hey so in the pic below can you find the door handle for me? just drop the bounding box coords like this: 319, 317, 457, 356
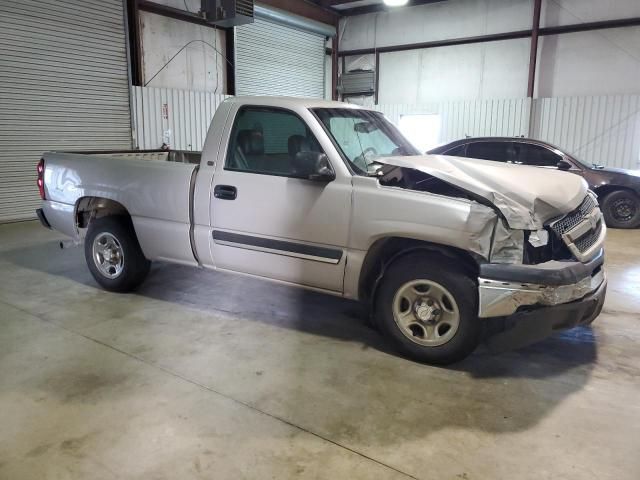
214, 184, 237, 200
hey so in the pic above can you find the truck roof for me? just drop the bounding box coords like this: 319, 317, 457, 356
224, 96, 366, 110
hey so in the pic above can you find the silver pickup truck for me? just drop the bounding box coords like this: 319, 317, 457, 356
36, 96, 607, 364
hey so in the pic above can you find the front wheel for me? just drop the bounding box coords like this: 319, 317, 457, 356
84, 216, 151, 292
600, 190, 640, 229
375, 252, 481, 365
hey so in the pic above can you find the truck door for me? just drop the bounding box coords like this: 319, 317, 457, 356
209, 105, 352, 294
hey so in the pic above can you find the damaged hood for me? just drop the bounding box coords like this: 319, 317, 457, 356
378, 154, 588, 230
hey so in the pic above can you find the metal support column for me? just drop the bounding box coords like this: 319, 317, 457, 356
527, 0, 542, 137
527, 0, 542, 98
332, 34, 339, 100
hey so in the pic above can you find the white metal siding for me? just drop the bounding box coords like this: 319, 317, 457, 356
377, 98, 531, 143
235, 18, 325, 98
0, 0, 132, 222
131, 86, 230, 150
531, 95, 640, 170
375, 96, 640, 169
130, 90, 640, 170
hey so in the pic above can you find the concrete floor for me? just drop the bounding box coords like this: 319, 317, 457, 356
0, 221, 639, 480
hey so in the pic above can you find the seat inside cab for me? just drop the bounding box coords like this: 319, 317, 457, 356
226, 108, 323, 176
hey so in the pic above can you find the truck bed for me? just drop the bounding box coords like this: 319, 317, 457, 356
41, 149, 201, 265
62, 149, 202, 165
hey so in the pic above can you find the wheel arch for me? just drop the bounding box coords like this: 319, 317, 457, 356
358, 236, 481, 305
593, 184, 638, 200
75, 196, 132, 231
74, 196, 143, 243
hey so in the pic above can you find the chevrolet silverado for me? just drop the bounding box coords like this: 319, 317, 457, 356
36, 97, 607, 364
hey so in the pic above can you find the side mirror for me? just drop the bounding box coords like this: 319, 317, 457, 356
557, 159, 572, 171
294, 152, 336, 182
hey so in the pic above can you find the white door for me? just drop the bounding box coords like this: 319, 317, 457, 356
210, 105, 351, 293
235, 18, 325, 98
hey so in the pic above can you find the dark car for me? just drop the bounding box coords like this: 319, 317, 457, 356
428, 137, 640, 228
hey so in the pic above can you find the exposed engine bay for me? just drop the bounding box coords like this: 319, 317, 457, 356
374, 162, 593, 266
377, 163, 476, 201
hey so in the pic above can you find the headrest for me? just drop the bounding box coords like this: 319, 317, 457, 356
237, 130, 264, 155
288, 135, 310, 158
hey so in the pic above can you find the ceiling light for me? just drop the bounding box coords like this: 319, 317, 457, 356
383, 0, 409, 6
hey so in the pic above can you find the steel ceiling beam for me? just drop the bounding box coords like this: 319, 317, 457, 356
259, 0, 339, 26
339, 0, 446, 16
317, 0, 355, 5
338, 16, 640, 56
339, 30, 532, 56
137, 0, 225, 29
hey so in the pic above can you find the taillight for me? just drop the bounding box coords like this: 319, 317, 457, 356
37, 158, 45, 200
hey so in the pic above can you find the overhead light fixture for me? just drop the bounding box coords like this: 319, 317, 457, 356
383, 0, 409, 6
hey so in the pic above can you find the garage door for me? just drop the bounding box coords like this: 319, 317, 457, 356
0, 0, 132, 223
235, 18, 325, 98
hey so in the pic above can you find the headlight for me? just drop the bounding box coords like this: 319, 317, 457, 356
528, 229, 549, 247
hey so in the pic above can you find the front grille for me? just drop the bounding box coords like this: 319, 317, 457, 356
549, 193, 604, 260
551, 194, 598, 236
574, 219, 603, 252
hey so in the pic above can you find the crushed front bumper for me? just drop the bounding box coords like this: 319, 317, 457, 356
477, 249, 606, 352
484, 278, 606, 353
478, 249, 605, 318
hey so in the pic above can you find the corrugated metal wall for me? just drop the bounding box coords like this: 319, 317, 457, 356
531, 95, 640, 170
378, 98, 531, 142
131, 89, 640, 170
131, 86, 229, 150
375, 96, 640, 169
0, 0, 132, 223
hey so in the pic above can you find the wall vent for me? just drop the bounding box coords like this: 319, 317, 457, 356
201, 0, 254, 27
340, 70, 375, 97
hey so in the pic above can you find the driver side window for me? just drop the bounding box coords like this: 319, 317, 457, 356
225, 106, 325, 177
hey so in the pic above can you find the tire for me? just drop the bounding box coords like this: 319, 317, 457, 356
600, 190, 640, 229
84, 215, 151, 292
375, 252, 481, 365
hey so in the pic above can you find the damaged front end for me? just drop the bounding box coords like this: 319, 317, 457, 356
477, 190, 607, 335
375, 157, 607, 351
375, 161, 561, 266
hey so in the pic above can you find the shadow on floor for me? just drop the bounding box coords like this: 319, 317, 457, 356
2, 238, 599, 441
2, 239, 598, 375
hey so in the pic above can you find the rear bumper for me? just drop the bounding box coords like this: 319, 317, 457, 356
40, 200, 77, 238
35, 208, 51, 229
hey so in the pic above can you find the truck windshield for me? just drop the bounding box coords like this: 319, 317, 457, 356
313, 108, 419, 175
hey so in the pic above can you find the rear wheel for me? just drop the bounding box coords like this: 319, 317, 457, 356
375, 252, 481, 365
84, 216, 150, 292
601, 190, 640, 229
